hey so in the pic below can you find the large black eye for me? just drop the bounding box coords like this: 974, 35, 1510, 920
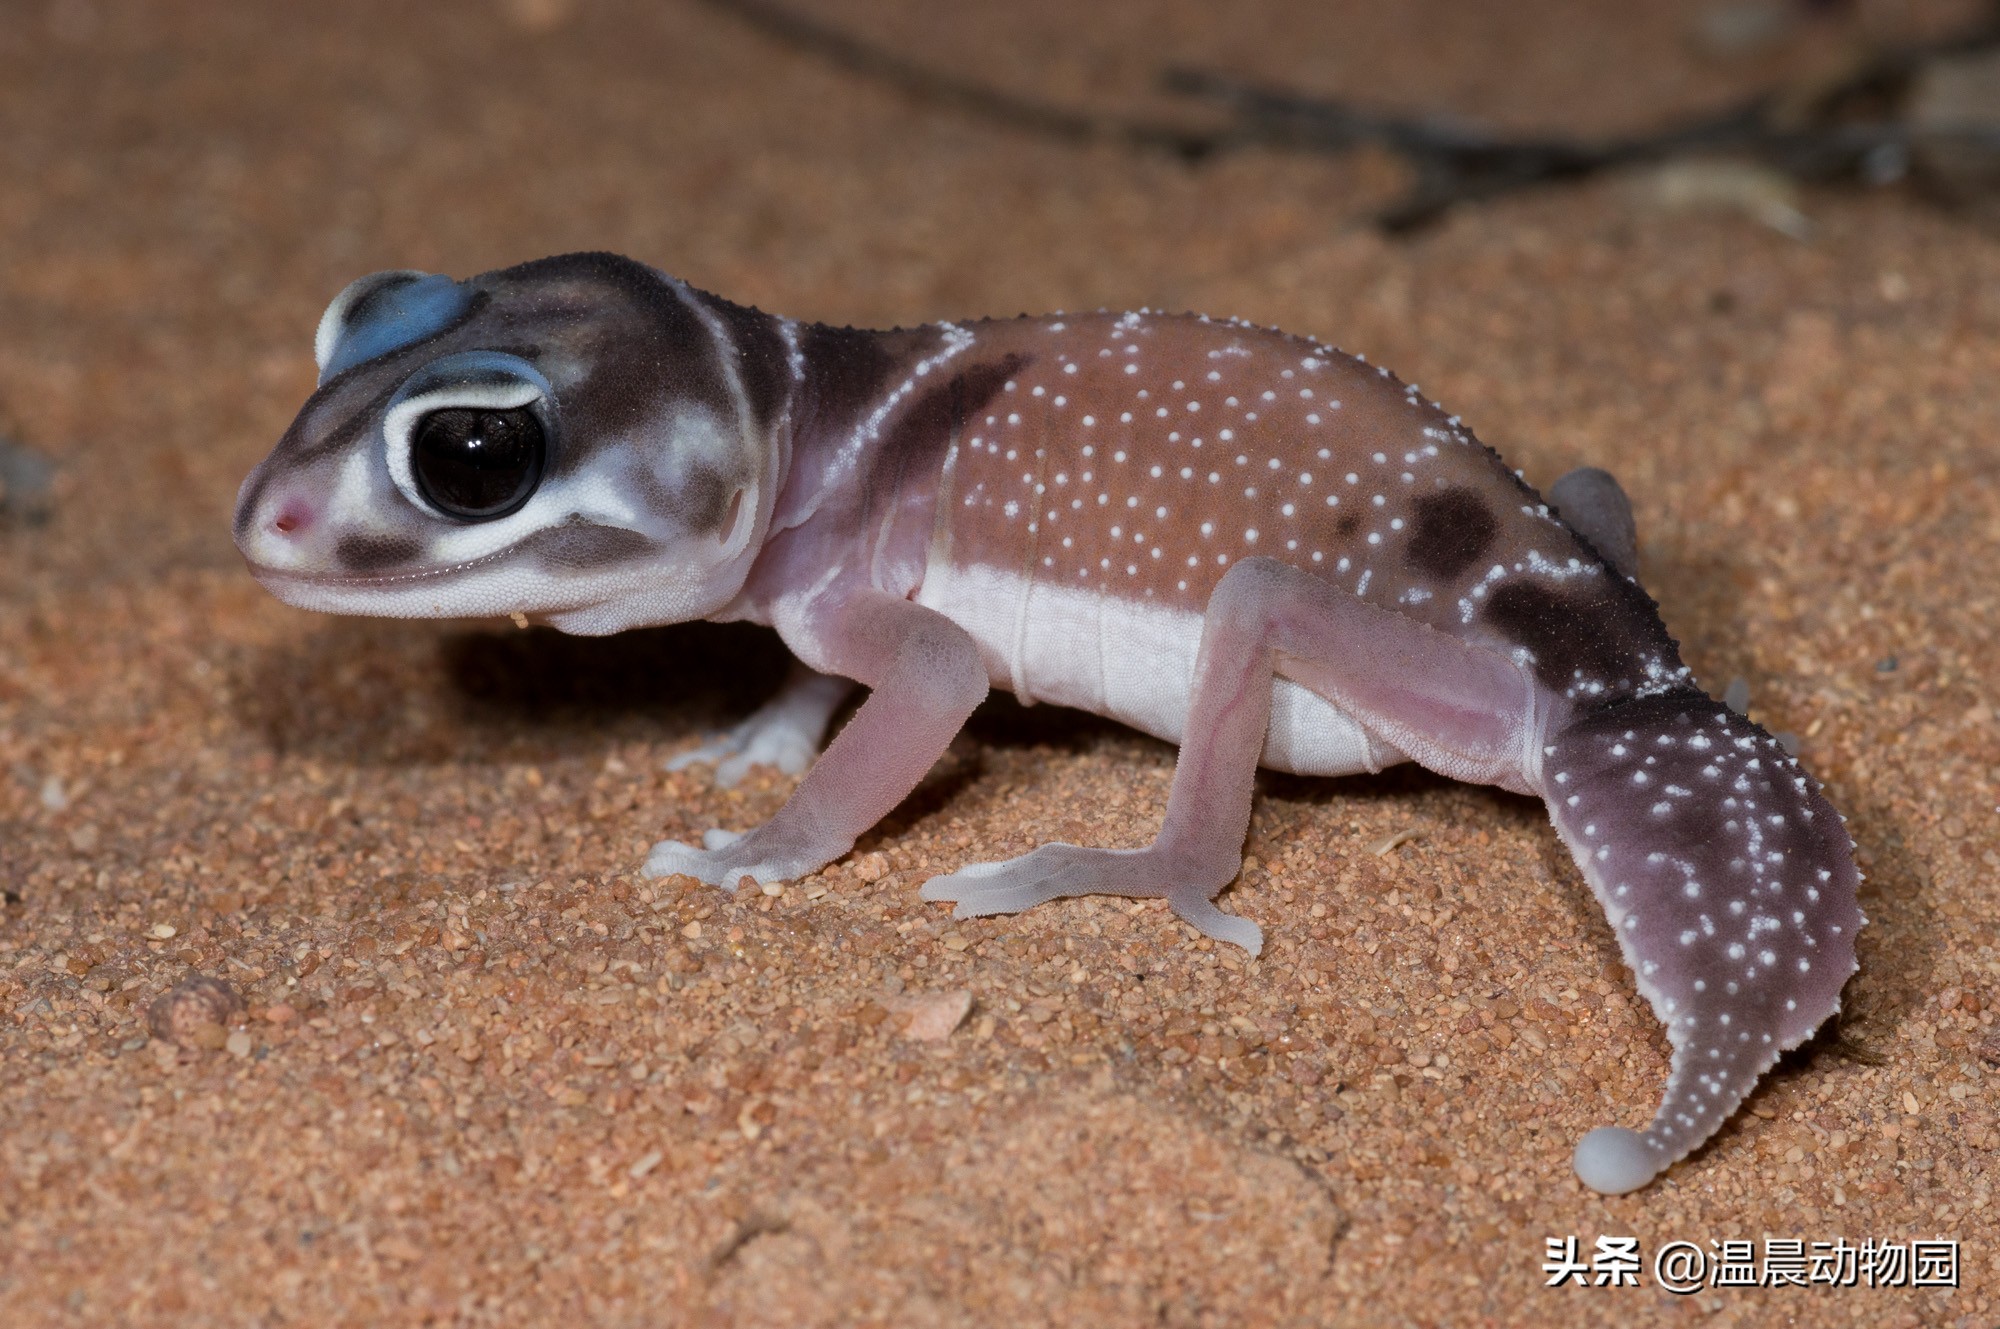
411, 406, 546, 520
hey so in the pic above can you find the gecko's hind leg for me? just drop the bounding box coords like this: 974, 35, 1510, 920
921, 557, 1539, 955
1549, 466, 1639, 579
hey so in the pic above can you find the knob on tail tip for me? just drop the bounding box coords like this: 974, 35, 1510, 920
1573, 1126, 1659, 1195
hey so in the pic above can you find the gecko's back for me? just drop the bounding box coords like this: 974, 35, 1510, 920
792, 308, 1685, 778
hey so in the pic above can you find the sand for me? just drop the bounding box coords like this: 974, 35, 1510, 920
1, 0, 1995, 1324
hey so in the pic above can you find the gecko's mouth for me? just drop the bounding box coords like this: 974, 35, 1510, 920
239, 519, 672, 625
241, 544, 516, 592
238, 544, 568, 624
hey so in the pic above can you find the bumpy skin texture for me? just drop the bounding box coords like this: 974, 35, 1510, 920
235, 252, 1862, 1193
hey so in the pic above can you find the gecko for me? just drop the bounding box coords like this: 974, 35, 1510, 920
234, 252, 1863, 1194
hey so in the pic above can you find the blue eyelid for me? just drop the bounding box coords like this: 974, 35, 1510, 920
318, 274, 475, 384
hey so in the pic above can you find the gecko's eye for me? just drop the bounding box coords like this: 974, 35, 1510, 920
411, 406, 546, 520
382, 350, 558, 524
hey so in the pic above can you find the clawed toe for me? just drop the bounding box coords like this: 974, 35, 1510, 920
919, 843, 1104, 917
928, 878, 1073, 918
642, 838, 719, 883
1169, 895, 1264, 956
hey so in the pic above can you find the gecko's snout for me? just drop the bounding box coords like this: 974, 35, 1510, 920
233, 474, 331, 577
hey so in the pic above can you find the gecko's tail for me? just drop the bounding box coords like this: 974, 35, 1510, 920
1540, 689, 1862, 1193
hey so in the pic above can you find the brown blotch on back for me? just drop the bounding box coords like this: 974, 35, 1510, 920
1406, 487, 1497, 580
1482, 578, 1675, 701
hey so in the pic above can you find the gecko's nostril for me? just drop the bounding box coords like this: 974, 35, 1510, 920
270, 500, 312, 536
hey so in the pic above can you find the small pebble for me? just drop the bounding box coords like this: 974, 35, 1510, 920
853, 852, 889, 882
149, 923, 177, 940
225, 1030, 253, 1058
898, 989, 973, 1042
146, 975, 245, 1048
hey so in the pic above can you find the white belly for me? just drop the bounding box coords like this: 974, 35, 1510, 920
914, 562, 1404, 777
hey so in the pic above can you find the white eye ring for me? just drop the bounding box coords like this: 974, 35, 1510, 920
381, 352, 555, 519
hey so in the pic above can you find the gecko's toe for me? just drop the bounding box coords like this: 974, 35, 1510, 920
643, 838, 712, 882
1573, 1126, 1659, 1195
920, 863, 1083, 917
922, 844, 1263, 953
1168, 895, 1264, 956
664, 737, 732, 774
642, 836, 752, 890
667, 728, 816, 788
920, 843, 1141, 918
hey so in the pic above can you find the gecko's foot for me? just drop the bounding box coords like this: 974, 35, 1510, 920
643, 827, 815, 891
664, 668, 851, 789
665, 723, 816, 789
919, 843, 1264, 955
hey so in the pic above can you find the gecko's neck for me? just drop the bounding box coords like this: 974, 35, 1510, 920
767, 321, 955, 527
724, 318, 989, 614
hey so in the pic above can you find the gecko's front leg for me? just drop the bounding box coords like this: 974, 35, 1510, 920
922, 558, 1539, 955
644, 592, 988, 890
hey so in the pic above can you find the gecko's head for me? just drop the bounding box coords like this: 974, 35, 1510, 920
235, 252, 780, 635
